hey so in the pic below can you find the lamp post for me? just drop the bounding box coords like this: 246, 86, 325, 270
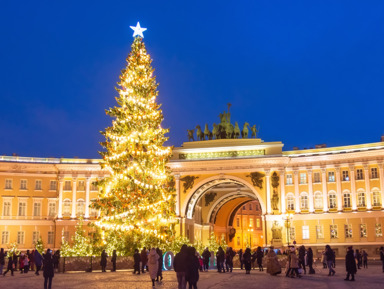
283, 213, 293, 246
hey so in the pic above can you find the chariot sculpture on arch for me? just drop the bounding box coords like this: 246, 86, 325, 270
188, 103, 259, 141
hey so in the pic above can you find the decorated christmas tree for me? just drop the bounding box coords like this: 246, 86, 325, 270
93, 22, 175, 249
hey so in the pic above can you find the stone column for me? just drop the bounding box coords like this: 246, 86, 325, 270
350, 165, 357, 210
321, 168, 328, 212
280, 170, 286, 214
84, 177, 91, 219
265, 170, 272, 214
71, 177, 77, 219
175, 174, 181, 217
379, 163, 384, 209
364, 165, 372, 209
308, 169, 314, 212
57, 177, 64, 219
335, 167, 342, 211
294, 171, 300, 213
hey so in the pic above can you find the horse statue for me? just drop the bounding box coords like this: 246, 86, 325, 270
242, 122, 250, 138
234, 122, 241, 139
187, 129, 195, 141
204, 124, 213, 140
225, 122, 234, 139
250, 125, 258, 138
212, 123, 220, 139
195, 125, 205, 141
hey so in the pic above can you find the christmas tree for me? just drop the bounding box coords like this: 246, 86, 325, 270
93, 23, 175, 248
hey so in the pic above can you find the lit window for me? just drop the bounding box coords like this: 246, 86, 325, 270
249, 218, 253, 227
342, 170, 349, 181
330, 225, 338, 239
289, 227, 295, 242
77, 199, 85, 216
356, 169, 364, 180
286, 174, 293, 185
17, 231, 25, 244
360, 224, 367, 238
357, 192, 366, 207
48, 202, 56, 217
344, 224, 352, 238
256, 218, 260, 228
3, 200, 11, 216
314, 193, 323, 209
5, 179, 12, 189
20, 180, 27, 190
300, 173, 307, 184
35, 180, 42, 190
48, 232, 55, 244
328, 172, 335, 182
287, 195, 295, 211
18, 201, 26, 216
63, 199, 71, 216
329, 193, 337, 209
32, 231, 40, 244
302, 226, 309, 240
372, 191, 381, 207
371, 168, 378, 179
33, 202, 41, 217
343, 193, 351, 208
64, 181, 71, 191
316, 225, 324, 239
300, 194, 308, 209
2, 231, 9, 244
376, 224, 382, 237
50, 180, 57, 191
313, 172, 321, 183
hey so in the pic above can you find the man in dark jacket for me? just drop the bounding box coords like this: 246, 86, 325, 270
43, 249, 54, 289
345, 246, 357, 281
325, 245, 335, 276
307, 247, 314, 274
3, 254, 14, 276
100, 250, 108, 272
34, 250, 43, 275
202, 248, 211, 272
156, 248, 163, 281
298, 245, 306, 274
238, 249, 244, 270
174, 244, 188, 289
133, 249, 141, 274
140, 247, 148, 273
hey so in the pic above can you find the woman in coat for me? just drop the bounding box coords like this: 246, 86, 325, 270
43, 249, 54, 289
111, 250, 117, 272
289, 247, 301, 278
147, 248, 159, 287
266, 247, 281, 276
186, 246, 200, 289
243, 248, 252, 274
345, 246, 357, 281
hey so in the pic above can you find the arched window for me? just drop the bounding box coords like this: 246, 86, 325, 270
300, 193, 308, 210
314, 192, 323, 210
357, 191, 366, 207
286, 194, 295, 211
372, 191, 381, 207
76, 199, 85, 216
329, 192, 337, 209
343, 192, 351, 208
63, 199, 71, 216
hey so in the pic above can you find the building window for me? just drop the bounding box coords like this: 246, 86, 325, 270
32, 231, 40, 244
249, 218, 253, 227
20, 180, 27, 190
289, 227, 295, 242
77, 199, 85, 216
314, 193, 323, 209
236, 217, 240, 227
300, 194, 308, 210
63, 231, 70, 242
345, 224, 352, 238
243, 205, 246, 210
3, 200, 11, 216
48, 202, 56, 217
91, 182, 98, 191
50, 180, 57, 191
48, 232, 55, 245
249, 204, 252, 210
35, 180, 42, 190
300, 173, 306, 184
237, 236, 240, 246
356, 169, 364, 180
376, 224, 383, 237
371, 168, 378, 179
256, 218, 260, 228
64, 181, 71, 191
78, 181, 85, 191
286, 174, 293, 185
302, 226, 309, 240
328, 172, 335, 182
17, 231, 25, 244
18, 201, 26, 216
313, 172, 321, 183
5, 179, 12, 189
342, 170, 349, 181
316, 225, 324, 239
287, 195, 295, 211
360, 224, 367, 238
357, 192, 366, 207
33, 202, 41, 217
2, 231, 9, 244
63, 199, 71, 216
330, 225, 338, 239
90, 199, 98, 217
372, 191, 381, 207
343, 193, 351, 208
329, 193, 337, 209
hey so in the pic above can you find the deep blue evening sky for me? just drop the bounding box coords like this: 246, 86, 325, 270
1, 1, 384, 158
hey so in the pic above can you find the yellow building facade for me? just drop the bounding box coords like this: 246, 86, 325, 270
1, 137, 384, 258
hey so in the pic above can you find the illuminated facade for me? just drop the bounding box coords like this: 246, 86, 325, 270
1, 137, 384, 257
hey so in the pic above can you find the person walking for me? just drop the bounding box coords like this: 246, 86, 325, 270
0, 248, 5, 275
325, 245, 335, 276
243, 248, 252, 274
355, 249, 362, 270
34, 249, 43, 276
133, 249, 141, 274
53, 250, 60, 273
156, 248, 163, 282
321, 250, 327, 269
111, 250, 117, 272
256, 246, 264, 271
3, 254, 14, 276
344, 246, 357, 281
19, 253, 25, 273
307, 247, 314, 274
186, 247, 200, 289
141, 247, 148, 273
23, 253, 29, 273
216, 247, 225, 273
238, 249, 244, 270
43, 249, 54, 289
174, 244, 188, 289
266, 246, 281, 276
298, 245, 306, 274
380, 246, 384, 273
12, 252, 18, 272
225, 247, 235, 272
100, 250, 107, 272
202, 248, 210, 272
288, 247, 301, 278
362, 250, 368, 268
28, 249, 35, 271
148, 248, 159, 287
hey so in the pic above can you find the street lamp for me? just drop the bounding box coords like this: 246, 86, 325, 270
282, 213, 293, 246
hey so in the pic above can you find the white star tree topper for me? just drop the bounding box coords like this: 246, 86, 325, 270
130, 22, 147, 38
